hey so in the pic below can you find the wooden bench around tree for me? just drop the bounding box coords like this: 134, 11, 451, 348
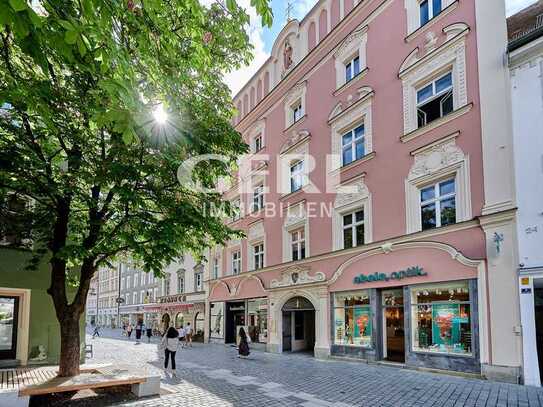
18, 372, 146, 396
0, 365, 160, 407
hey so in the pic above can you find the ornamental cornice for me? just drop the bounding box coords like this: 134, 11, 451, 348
270, 265, 326, 289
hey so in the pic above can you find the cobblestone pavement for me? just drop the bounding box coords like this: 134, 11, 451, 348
85, 330, 543, 407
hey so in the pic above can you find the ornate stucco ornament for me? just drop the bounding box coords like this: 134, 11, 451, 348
270, 265, 325, 288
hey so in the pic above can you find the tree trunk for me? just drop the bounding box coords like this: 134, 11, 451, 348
58, 315, 81, 377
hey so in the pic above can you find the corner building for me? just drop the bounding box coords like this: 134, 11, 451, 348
205, 0, 521, 383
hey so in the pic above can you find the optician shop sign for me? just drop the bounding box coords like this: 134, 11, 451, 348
353, 266, 427, 284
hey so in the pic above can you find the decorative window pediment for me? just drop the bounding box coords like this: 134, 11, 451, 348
282, 202, 310, 262
405, 133, 472, 233
280, 130, 311, 155
246, 120, 266, 154
400, 27, 469, 136
284, 82, 307, 129
332, 178, 373, 250
248, 221, 265, 242
334, 26, 368, 89
329, 89, 374, 172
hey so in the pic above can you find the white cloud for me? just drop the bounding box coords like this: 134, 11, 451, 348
224, 1, 270, 97
506, 0, 539, 16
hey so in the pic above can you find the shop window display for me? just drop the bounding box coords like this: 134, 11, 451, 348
334, 290, 372, 347
411, 281, 472, 355
210, 302, 224, 338
247, 298, 268, 343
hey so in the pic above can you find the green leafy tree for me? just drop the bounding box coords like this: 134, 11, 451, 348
0, 0, 272, 376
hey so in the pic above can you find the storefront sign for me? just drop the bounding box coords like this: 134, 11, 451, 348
353, 266, 427, 284
158, 294, 186, 304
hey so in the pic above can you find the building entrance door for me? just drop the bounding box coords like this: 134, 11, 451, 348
382, 289, 405, 363
535, 285, 543, 381
281, 297, 315, 353
0, 296, 19, 360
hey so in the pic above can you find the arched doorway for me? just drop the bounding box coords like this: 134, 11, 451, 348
193, 312, 205, 342
174, 312, 184, 329
281, 296, 315, 353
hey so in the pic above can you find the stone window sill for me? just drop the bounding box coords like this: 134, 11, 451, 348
400, 103, 473, 143
333, 68, 370, 97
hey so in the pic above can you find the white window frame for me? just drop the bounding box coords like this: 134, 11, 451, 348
329, 94, 373, 173
400, 25, 468, 135
405, 0, 455, 34
133, 292, 137, 305
282, 202, 309, 262
334, 26, 368, 89
212, 258, 220, 279
231, 250, 241, 275
133, 272, 138, 288
342, 209, 365, 249
290, 228, 306, 261
416, 71, 453, 128
341, 124, 365, 166
231, 197, 241, 221
253, 133, 263, 153
420, 178, 456, 230
419, 0, 442, 27
406, 135, 471, 233
345, 54, 361, 83
290, 160, 305, 193
178, 273, 185, 293
252, 242, 265, 270
195, 272, 203, 292
292, 100, 303, 124
284, 82, 307, 129
252, 184, 264, 212
332, 180, 373, 250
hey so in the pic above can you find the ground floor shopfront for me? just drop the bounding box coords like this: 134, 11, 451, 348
207, 226, 524, 381
145, 294, 206, 340
519, 269, 543, 387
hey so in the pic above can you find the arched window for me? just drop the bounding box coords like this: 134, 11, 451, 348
331, 0, 340, 28
319, 9, 328, 40
308, 22, 316, 50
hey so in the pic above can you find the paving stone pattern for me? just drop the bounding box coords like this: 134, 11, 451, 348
86, 330, 543, 407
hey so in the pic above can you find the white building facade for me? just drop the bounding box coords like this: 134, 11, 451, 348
508, 2, 543, 387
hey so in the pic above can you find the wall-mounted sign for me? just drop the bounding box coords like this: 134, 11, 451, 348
353, 266, 427, 284
158, 294, 186, 304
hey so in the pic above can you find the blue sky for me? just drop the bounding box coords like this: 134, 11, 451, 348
225, 0, 538, 95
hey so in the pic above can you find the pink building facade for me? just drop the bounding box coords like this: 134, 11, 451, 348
206, 0, 521, 382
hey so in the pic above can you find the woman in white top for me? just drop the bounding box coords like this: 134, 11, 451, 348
178, 326, 186, 348
161, 327, 179, 376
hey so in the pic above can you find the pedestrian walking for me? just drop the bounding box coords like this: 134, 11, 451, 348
146, 326, 153, 343
178, 325, 186, 348
161, 326, 179, 377
127, 323, 133, 339
185, 322, 193, 347
237, 327, 250, 359
135, 321, 142, 344
92, 325, 101, 339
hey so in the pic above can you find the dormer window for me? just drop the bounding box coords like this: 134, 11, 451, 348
419, 0, 442, 26
292, 101, 303, 123
416, 71, 453, 128
345, 55, 360, 83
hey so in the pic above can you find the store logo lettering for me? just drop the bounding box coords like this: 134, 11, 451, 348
353, 266, 427, 284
